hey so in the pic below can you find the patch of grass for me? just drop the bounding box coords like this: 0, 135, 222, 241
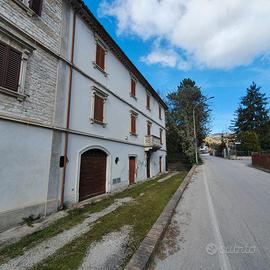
0, 173, 169, 265
0, 198, 115, 265
31, 171, 187, 270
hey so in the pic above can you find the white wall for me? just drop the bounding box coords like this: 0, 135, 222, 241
64, 134, 166, 204
71, 15, 166, 150
62, 8, 167, 206
0, 120, 52, 213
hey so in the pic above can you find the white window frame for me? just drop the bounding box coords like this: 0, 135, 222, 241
90, 86, 108, 127
11, 0, 37, 16
146, 91, 151, 111
130, 73, 137, 100
92, 34, 109, 77
0, 27, 35, 101
129, 109, 138, 136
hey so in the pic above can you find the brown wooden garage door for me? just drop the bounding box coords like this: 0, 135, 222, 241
79, 149, 107, 201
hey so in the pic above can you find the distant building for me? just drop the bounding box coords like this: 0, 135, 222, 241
0, 0, 167, 231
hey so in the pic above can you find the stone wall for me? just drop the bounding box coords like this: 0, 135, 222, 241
0, 0, 63, 125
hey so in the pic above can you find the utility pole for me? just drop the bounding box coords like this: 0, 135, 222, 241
193, 96, 214, 164
193, 105, 199, 164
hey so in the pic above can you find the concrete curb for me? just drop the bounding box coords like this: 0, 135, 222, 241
251, 165, 270, 174
125, 165, 197, 270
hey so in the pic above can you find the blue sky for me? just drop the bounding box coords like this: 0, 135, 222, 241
85, 0, 270, 134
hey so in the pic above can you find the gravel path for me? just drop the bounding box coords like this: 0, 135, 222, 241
0, 197, 133, 270
157, 172, 178, 183
0, 211, 68, 247
79, 226, 132, 270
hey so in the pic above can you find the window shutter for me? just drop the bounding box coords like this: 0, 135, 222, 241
131, 114, 136, 134
94, 95, 104, 122
4, 47, 22, 92
96, 44, 105, 70
29, 0, 43, 16
131, 79, 136, 96
146, 94, 150, 109
0, 42, 7, 87
147, 122, 151, 135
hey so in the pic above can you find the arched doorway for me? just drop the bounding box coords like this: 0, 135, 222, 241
79, 148, 107, 201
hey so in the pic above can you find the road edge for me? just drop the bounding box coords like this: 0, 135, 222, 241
125, 165, 197, 270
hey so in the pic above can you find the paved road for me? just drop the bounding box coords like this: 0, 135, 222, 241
152, 155, 270, 270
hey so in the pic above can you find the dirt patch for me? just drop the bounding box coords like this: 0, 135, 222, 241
156, 219, 181, 261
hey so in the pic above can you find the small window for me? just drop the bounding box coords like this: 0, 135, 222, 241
159, 106, 162, 120
159, 156, 162, 173
147, 121, 152, 136
93, 94, 104, 123
29, 0, 43, 16
130, 111, 137, 135
130, 78, 136, 97
0, 41, 22, 92
96, 43, 105, 70
160, 129, 163, 144
146, 94, 151, 110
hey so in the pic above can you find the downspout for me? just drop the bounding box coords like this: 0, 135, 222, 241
60, 10, 77, 209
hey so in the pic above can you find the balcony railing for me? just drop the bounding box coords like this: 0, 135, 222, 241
144, 135, 161, 151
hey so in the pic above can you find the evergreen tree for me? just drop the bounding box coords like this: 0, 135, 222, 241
166, 78, 211, 164
232, 82, 269, 135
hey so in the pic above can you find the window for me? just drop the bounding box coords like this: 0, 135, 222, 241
146, 94, 151, 110
94, 94, 104, 123
13, 0, 43, 16
130, 78, 136, 98
147, 121, 152, 136
91, 87, 108, 126
159, 106, 162, 120
29, 0, 43, 16
130, 111, 137, 135
160, 129, 163, 144
96, 43, 105, 70
0, 41, 22, 92
159, 156, 162, 173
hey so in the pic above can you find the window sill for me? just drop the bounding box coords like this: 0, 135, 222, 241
130, 93, 137, 100
0, 86, 26, 101
90, 118, 107, 127
11, 0, 36, 17
130, 132, 138, 137
92, 62, 108, 77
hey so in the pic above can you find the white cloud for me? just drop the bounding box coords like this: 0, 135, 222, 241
140, 42, 190, 70
99, 0, 270, 69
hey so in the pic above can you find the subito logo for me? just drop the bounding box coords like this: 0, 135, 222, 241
206, 242, 218, 255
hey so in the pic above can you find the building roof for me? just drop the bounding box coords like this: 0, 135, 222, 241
67, 0, 168, 109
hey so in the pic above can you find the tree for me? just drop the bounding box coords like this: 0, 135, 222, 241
260, 121, 270, 150
237, 131, 261, 152
232, 82, 269, 135
166, 78, 211, 164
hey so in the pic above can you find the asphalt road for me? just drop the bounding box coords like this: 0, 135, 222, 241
152, 155, 270, 270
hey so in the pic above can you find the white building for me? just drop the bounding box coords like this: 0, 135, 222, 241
0, 0, 65, 231
0, 0, 167, 231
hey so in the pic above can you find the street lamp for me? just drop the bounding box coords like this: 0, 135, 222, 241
193, 96, 214, 164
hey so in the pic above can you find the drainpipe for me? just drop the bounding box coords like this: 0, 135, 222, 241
60, 10, 77, 209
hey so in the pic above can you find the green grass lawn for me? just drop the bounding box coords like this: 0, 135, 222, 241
0, 171, 187, 269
